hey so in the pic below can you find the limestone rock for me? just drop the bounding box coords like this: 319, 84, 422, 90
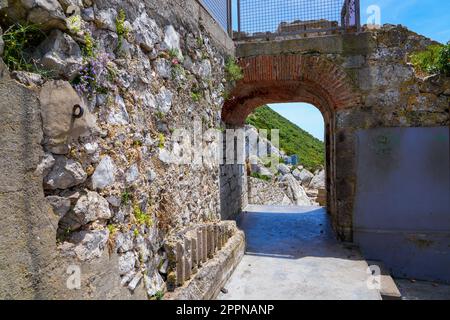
163, 25, 181, 58
293, 168, 314, 186
154, 58, 171, 79
44, 156, 87, 190
35, 152, 55, 177
309, 170, 325, 190
95, 8, 117, 31
115, 231, 134, 253
92, 156, 116, 189
73, 191, 112, 224
279, 174, 313, 206
34, 30, 82, 80
0, 0, 67, 30
144, 270, 165, 296
70, 229, 109, 261
155, 87, 173, 113
11, 71, 44, 87
46, 195, 71, 217
39, 81, 98, 154
118, 251, 136, 275
132, 12, 162, 52
192, 59, 211, 79
277, 163, 291, 175
125, 163, 139, 184
107, 95, 129, 125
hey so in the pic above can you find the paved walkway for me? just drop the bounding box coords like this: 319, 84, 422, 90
218, 205, 381, 300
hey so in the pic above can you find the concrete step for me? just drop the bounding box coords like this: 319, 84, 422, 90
366, 260, 402, 300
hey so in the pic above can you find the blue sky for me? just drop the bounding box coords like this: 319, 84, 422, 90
257, 0, 450, 141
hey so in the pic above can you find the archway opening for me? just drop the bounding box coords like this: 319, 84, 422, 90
244, 102, 327, 208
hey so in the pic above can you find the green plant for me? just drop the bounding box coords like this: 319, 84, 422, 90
438, 42, 450, 76
410, 43, 450, 76
158, 133, 165, 149
116, 9, 129, 51
82, 33, 96, 58
225, 57, 244, 82
133, 203, 153, 227
168, 48, 179, 59
190, 90, 202, 102
67, 14, 82, 34
152, 290, 164, 300
250, 172, 272, 182
107, 224, 118, 235
1, 23, 47, 73
121, 190, 132, 205
133, 228, 139, 237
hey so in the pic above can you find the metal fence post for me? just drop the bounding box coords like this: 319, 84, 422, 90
356, 0, 361, 32
227, 0, 233, 37
237, 0, 241, 38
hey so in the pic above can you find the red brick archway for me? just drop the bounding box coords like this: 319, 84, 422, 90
222, 54, 360, 125
221, 54, 361, 239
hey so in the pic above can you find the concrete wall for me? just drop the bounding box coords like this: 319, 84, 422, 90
354, 127, 450, 283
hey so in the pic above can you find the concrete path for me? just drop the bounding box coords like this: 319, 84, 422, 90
218, 205, 381, 300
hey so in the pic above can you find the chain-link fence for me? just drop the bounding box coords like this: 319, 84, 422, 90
235, 0, 360, 39
199, 0, 232, 36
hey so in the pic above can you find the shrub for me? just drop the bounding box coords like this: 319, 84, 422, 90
225, 57, 243, 82
1, 23, 47, 73
410, 42, 450, 76
250, 172, 272, 182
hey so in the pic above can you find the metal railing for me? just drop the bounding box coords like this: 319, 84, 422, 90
235, 0, 360, 40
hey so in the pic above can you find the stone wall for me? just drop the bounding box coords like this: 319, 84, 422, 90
0, 0, 236, 299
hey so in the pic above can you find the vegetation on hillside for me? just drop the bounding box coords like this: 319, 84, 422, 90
410, 42, 450, 76
246, 105, 325, 172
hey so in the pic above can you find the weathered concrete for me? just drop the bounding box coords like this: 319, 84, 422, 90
395, 279, 450, 300
218, 206, 381, 300
165, 229, 245, 300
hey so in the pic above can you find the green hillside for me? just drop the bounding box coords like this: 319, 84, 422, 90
246, 105, 325, 172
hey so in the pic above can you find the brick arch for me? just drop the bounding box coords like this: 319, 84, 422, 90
222, 54, 361, 125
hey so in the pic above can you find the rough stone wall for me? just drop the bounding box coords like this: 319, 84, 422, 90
0, 0, 235, 299
226, 25, 449, 241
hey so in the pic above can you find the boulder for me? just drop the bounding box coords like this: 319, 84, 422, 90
39, 80, 99, 154
279, 174, 313, 206
154, 58, 171, 79
0, 0, 67, 30
91, 156, 116, 189
73, 191, 112, 224
94, 8, 117, 32
309, 169, 325, 190
277, 163, 291, 175
69, 229, 109, 261
34, 30, 82, 80
293, 168, 314, 186
44, 156, 87, 190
